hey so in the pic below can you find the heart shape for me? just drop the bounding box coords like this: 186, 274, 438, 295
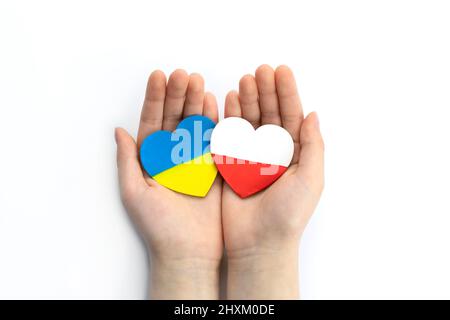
210, 117, 294, 198
140, 115, 217, 197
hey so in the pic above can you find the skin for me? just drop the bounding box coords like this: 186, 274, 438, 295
115, 65, 324, 299
115, 70, 223, 299
223, 65, 324, 299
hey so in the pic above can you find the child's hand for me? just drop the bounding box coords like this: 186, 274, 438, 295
222, 65, 324, 299
115, 70, 222, 299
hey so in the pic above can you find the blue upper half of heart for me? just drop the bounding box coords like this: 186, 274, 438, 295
139, 115, 216, 176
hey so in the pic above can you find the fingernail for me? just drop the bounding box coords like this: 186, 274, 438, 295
313, 112, 320, 128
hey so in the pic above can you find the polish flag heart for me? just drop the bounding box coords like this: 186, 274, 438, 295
210, 117, 294, 198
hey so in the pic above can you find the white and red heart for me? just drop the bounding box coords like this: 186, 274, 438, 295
210, 117, 294, 198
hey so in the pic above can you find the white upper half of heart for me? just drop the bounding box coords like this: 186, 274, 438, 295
210, 117, 294, 167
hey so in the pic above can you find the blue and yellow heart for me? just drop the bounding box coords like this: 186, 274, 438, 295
140, 115, 217, 197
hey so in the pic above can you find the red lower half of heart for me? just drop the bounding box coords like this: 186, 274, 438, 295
212, 154, 288, 198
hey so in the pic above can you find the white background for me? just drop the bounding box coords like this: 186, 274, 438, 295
1, 0, 450, 299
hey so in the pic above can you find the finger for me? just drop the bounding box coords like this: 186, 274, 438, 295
183, 73, 205, 117
275, 65, 303, 162
255, 64, 281, 126
115, 128, 149, 204
203, 92, 219, 123
137, 70, 166, 147
295, 112, 324, 193
224, 90, 242, 118
162, 69, 189, 131
239, 74, 260, 128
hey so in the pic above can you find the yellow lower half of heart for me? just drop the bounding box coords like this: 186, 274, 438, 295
153, 152, 217, 197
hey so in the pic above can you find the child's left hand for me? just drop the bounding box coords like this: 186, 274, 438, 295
115, 70, 223, 299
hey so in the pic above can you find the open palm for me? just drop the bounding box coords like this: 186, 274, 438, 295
221, 65, 324, 258
115, 69, 223, 263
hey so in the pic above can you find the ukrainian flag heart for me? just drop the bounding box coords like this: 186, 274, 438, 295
140, 115, 217, 197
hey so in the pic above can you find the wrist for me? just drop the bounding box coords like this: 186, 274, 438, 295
226, 243, 300, 300
227, 243, 299, 276
149, 256, 220, 300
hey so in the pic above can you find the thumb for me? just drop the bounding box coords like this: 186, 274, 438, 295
295, 112, 324, 194
115, 127, 147, 203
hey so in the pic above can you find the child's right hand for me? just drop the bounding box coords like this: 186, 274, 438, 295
221, 65, 324, 299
